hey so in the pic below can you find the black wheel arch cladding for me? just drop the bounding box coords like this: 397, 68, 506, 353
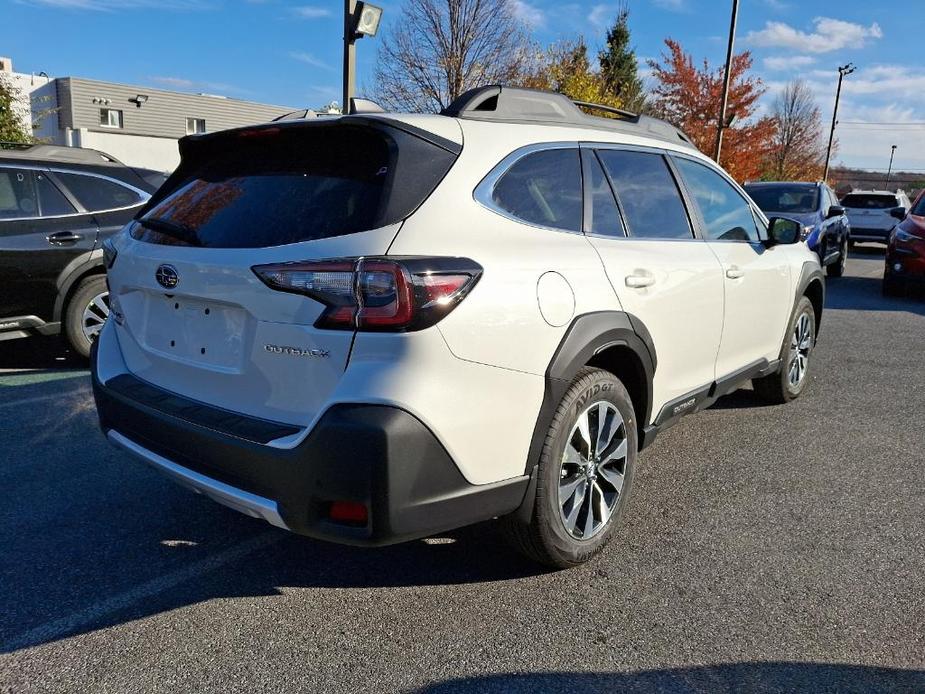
523, 311, 656, 478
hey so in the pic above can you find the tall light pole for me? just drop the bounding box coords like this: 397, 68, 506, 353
342, 1, 383, 114
822, 63, 855, 182
714, 0, 739, 164
885, 144, 898, 188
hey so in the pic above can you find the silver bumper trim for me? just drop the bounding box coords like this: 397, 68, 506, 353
107, 430, 290, 530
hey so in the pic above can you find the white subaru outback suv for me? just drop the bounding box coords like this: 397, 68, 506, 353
92, 86, 824, 568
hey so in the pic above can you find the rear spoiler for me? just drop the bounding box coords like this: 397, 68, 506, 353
135, 117, 462, 219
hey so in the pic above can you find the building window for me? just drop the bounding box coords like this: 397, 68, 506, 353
186, 118, 206, 135
100, 108, 123, 128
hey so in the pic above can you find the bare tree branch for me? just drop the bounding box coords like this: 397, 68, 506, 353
374, 0, 531, 112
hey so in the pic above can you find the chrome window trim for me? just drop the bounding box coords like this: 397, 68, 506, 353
473, 141, 584, 235
0, 163, 149, 222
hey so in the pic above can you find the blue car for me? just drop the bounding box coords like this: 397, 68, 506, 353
744, 181, 850, 277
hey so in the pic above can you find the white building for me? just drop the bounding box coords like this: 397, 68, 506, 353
2, 57, 297, 172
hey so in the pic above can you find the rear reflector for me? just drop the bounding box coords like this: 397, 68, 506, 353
252, 256, 482, 332
328, 501, 369, 525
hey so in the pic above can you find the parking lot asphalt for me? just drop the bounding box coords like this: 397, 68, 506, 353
1, 245, 923, 693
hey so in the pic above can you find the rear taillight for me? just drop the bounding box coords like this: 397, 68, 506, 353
252, 257, 481, 332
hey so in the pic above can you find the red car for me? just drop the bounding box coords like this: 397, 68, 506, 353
884, 191, 925, 296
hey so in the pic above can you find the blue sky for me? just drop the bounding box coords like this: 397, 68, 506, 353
4, 0, 924, 171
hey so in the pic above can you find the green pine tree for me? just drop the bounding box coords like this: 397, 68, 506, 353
598, 4, 647, 114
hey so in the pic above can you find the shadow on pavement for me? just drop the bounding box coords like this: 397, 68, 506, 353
420, 663, 925, 693
825, 275, 925, 315
0, 335, 87, 371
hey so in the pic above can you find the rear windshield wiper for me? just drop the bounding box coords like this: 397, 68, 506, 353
137, 217, 202, 246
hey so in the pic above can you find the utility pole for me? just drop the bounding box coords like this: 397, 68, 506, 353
342, 0, 357, 115
885, 144, 898, 188
822, 63, 855, 183
714, 0, 739, 164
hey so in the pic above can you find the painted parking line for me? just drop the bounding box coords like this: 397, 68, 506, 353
3, 530, 283, 653
0, 370, 89, 388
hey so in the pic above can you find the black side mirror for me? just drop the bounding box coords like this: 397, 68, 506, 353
827, 205, 846, 219
765, 217, 802, 246
890, 207, 907, 221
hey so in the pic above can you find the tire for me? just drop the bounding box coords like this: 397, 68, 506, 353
753, 296, 816, 404
502, 367, 637, 568
826, 239, 847, 278
63, 275, 109, 359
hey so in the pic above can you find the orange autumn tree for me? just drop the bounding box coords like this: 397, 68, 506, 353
648, 39, 776, 182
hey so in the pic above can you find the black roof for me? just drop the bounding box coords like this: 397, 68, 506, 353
0, 143, 161, 193
440, 86, 696, 150
0, 142, 125, 167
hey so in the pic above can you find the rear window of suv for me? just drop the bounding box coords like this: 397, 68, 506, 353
132, 122, 458, 248
841, 194, 899, 209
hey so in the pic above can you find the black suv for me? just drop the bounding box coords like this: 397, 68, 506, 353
0, 144, 163, 357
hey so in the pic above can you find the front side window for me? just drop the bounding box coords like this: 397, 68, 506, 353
100, 108, 123, 128
491, 148, 582, 232
54, 172, 144, 212
596, 149, 693, 240
0, 169, 74, 220
675, 157, 759, 242
186, 118, 206, 135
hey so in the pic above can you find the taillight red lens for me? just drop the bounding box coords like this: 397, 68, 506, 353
356, 259, 414, 328
252, 257, 481, 332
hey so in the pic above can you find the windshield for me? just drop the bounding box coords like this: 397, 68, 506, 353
841, 194, 899, 210
909, 195, 925, 216
744, 185, 819, 214
133, 123, 457, 248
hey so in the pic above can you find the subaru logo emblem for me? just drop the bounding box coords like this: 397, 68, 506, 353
155, 264, 179, 289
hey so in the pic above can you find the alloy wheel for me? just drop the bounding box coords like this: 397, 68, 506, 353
787, 312, 813, 388
558, 401, 628, 540
81, 291, 110, 343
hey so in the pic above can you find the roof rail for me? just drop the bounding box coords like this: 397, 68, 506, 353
0, 142, 123, 165
440, 85, 695, 150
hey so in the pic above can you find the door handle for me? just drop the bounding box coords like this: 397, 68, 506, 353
725, 268, 745, 280
625, 273, 655, 288
47, 231, 83, 245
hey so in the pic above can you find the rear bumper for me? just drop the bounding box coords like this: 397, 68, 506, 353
91, 348, 529, 546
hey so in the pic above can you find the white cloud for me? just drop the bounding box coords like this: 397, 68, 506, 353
763, 55, 815, 71
291, 5, 332, 19
762, 0, 790, 11
652, 0, 686, 11
289, 51, 333, 70
149, 76, 245, 94
747, 16, 883, 54
20, 0, 209, 9
512, 0, 546, 29
587, 4, 613, 30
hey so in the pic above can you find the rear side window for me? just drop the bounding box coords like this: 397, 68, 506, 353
55, 172, 144, 212
674, 157, 759, 242
134, 123, 458, 248
491, 149, 582, 232
0, 169, 74, 219
596, 149, 692, 240
841, 194, 899, 210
